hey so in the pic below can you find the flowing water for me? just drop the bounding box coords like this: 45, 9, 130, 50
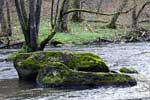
1, 43, 150, 100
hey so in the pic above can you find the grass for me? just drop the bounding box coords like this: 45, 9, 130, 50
38, 22, 127, 45
140, 22, 150, 29
9, 20, 150, 45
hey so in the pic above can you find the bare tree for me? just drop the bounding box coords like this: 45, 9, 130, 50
15, 0, 71, 51
107, 0, 128, 29
0, 0, 12, 46
15, 0, 136, 52
15, 0, 42, 51
122, 0, 150, 42
131, 0, 150, 30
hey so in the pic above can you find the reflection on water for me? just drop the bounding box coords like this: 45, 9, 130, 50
0, 79, 36, 99
1, 43, 150, 100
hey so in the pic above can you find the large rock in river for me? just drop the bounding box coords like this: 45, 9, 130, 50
37, 62, 136, 88
13, 51, 109, 80
13, 51, 137, 88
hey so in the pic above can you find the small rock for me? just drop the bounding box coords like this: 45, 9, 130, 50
120, 67, 138, 74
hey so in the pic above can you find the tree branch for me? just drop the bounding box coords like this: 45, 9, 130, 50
63, 7, 134, 16
40, 30, 56, 50
136, 1, 150, 19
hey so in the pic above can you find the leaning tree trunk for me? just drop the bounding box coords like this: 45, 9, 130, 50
71, 0, 82, 22
56, 0, 70, 32
107, 0, 128, 29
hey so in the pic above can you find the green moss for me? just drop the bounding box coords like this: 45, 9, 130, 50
77, 52, 103, 59
120, 67, 138, 74
13, 53, 31, 67
37, 63, 137, 88
21, 56, 41, 69
14, 51, 109, 81
39, 62, 70, 84
9, 45, 34, 60
15, 51, 108, 72
66, 53, 109, 72
13, 52, 137, 87
31, 51, 65, 63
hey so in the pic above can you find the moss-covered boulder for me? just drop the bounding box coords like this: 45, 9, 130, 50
13, 51, 137, 88
120, 67, 138, 74
65, 53, 108, 72
37, 62, 137, 88
13, 51, 109, 80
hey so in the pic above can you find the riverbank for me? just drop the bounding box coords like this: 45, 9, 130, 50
0, 22, 149, 49
0, 22, 126, 47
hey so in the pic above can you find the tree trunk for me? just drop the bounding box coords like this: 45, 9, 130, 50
15, 0, 42, 52
107, 0, 128, 29
56, 0, 69, 32
35, 0, 42, 35
29, 0, 37, 51
0, 0, 7, 33
15, 0, 31, 47
131, 1, 138, 31
71, 0, 82, 22
6, 0, 12, 36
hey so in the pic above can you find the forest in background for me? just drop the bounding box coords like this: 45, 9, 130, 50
0, 0, 149, 48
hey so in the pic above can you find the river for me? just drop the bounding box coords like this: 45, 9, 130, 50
1, 42, 150, 100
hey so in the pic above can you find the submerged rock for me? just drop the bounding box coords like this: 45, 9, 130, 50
120, 67, 138, 74
37, 62, 137, 88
